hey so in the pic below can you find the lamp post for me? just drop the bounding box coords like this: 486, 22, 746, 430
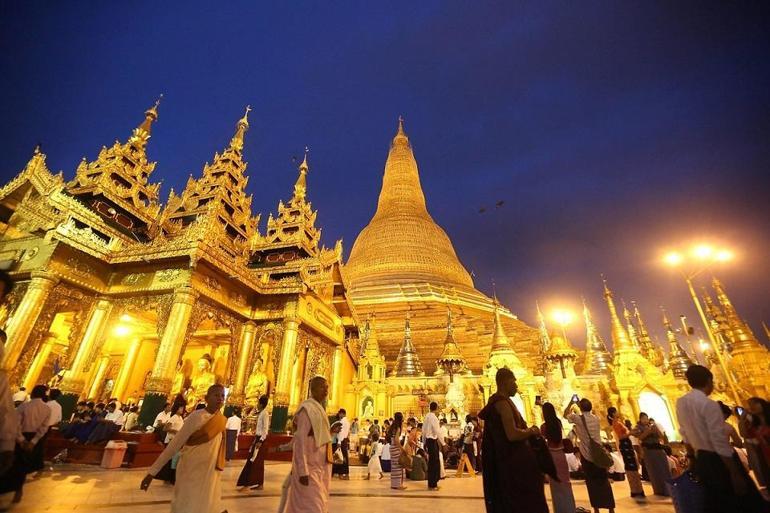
663, 245, 741, 404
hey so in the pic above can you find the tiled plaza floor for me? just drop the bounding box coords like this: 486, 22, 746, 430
1, 461, 675, 512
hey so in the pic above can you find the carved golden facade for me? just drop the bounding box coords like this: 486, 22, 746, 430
1, 107, 768, 438
0, 103, 356, 429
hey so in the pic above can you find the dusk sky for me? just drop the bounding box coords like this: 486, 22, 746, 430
2, 2, 769, 350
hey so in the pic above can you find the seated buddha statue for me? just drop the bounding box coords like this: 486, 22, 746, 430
189, 354, 216, 405
244, 358, 268, 405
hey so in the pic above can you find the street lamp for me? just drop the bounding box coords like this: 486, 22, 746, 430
662, 244, 741, 404
552, 309, 575, 340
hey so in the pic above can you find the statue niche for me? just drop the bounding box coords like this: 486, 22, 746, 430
189, 353, 216, 405
245, 357, 269, 406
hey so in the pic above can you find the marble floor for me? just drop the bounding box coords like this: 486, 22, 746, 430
1, 461, 676, 512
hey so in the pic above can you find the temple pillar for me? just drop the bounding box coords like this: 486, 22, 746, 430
0, 271, 59, 372
271, 314, 299, 432
22, 333, 57, 390
138, 286, 198, 426
112, 338, 143, 401
230, 321, 256, 405
87, 355, 110, 399
330, 344, 344, 411
59, 298, 113, 417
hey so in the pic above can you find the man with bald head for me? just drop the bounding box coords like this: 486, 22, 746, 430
285, 376, 341, 513
142, 384, 228, 513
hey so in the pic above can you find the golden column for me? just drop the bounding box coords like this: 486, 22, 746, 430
60, 298, 114, 396
1, 271, 59, 372
231, 321, 257, 405
138, 286, 198, 426
271, 305, 300, 432
112, 338, 143, 401
87, 355, 110, 399
22, 333, 57, 390
330, 344, 344, 411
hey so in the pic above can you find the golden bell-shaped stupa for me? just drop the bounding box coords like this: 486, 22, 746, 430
346, 118, 474, 289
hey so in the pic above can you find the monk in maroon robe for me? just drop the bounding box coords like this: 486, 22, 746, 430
479, 367, 548, 513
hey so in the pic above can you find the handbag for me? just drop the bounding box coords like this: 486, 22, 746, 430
579, 414, 613, 468
333, 447, 344, 465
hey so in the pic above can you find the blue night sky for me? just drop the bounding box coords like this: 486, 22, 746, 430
2, 2, 769, 349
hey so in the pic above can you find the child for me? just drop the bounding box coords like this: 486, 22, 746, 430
366, 432, 383, 480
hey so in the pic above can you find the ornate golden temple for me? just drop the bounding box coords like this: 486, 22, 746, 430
1, 102, 768, 436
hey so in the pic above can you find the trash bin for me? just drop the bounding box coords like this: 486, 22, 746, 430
101, 440, 128, 469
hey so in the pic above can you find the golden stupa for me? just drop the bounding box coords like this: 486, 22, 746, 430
345, 119, 540, 376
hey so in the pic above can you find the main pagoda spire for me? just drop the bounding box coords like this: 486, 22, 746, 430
392, 313, 424, 377
67, 97, 164, 237
346, 117, 474, 289
582, 297, 612, 374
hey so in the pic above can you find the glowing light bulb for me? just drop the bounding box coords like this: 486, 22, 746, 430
552, 309, 575, 326
715, 249, 733, 262
664, 252, 683, 266
113, 325, 131, 337
692, 245, 714, 260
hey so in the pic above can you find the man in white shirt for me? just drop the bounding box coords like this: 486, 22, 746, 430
225, 408, 242, 461
12, 386, 27, 406
46, 388, 63, 428
8, 385, 51, 503
423, 401, 443, 490
334, 408, 351, 479
676, 365, 764, 513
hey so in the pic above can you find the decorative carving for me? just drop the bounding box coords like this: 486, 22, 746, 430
65, 256, 94, 278
121, 273, 144, 285
156, 268, 181, 282
203, 275, 222, 292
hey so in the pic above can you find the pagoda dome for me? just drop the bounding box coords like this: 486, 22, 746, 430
345, 119, 474, 290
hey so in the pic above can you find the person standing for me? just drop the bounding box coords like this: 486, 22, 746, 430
237, 395, 270, 490
225, 407, 241, 461
676, 365, 766, 513
423, 401, 442, 490
142, 385, 227, 513
478, 368, 547, 513
565, 397, 615, 513
739, 397, 770, 491
153, 403, 173, 442
369, 419, 381, 437
1, 384, 50, 504
12, 386, 27, 407
607, 407, 645, 498
388, 412, 407, 490
365, 432, 383, 480
332, 408, 350, 480
462, 414, 477, 470
46, 388, 63, 430
541, 402, 577, 513
0, 328, 18, 479
631, 412, 670, 496
285, 376, 340, 513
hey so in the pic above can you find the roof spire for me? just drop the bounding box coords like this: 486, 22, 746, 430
392, 115, 409, 146
229, 105, 251, 152
661, 306, 693, 379
393, 312, 424, 377
536, 301, 552, 353
582, 296, 612, 374
436, 306, 466, 380
293, 146, 309, 201
139, 94, 162, 133
603, 276, 634, 352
